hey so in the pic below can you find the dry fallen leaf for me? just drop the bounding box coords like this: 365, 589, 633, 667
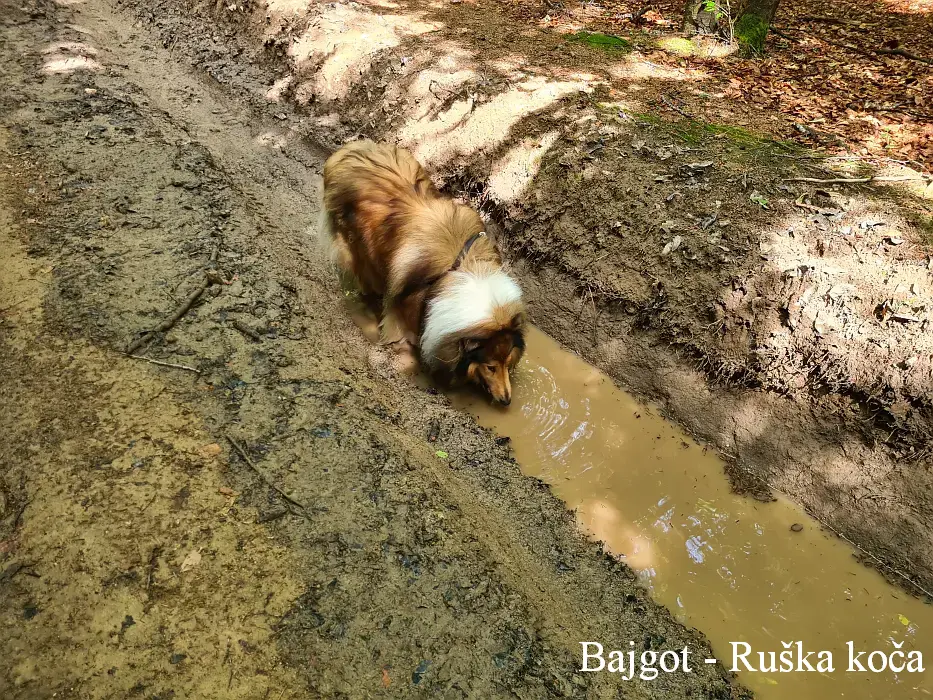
181, 549, 202, 572
218, 487, 235, 497
661, 235, 682, 256
381, 668, 391, 688
200, 443, 222, 457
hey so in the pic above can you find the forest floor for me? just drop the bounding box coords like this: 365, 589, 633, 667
1, 0, 932, 696
502, 0, 933, 166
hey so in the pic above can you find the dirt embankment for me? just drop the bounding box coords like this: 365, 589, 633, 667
0, 0, 750, 697
110, 0, 933, 595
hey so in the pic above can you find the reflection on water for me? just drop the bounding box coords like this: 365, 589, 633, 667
454, 326, 933, 699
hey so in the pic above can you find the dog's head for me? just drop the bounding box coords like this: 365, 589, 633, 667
457, 314, 525, 405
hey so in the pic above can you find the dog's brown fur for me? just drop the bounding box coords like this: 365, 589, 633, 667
319, 139, 525, 404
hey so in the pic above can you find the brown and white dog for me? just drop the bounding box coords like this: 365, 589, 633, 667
318, 139, 525, 405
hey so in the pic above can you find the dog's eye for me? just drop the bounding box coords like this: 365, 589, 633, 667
486, 364, 496, 372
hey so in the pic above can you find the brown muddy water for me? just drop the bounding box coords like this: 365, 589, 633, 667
451, 327, 933, 699
345, 297, 933, 697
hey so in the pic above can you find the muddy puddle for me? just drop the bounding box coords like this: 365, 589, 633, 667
451, 326, 933, 699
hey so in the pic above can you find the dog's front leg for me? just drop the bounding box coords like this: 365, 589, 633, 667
378, 307, 416, 348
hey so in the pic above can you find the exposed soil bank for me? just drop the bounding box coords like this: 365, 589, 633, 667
112, 0, 933, 596
0, 0, 748, 697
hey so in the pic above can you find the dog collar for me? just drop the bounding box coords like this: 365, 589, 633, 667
450, 231, 486, 271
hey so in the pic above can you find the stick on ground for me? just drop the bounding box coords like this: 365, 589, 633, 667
785, 175, 929, 185
128, 355, 201, 373
125, 242, 221, 355
232, 319, 264, 342
125, 279, 210, 355
225, 433, 309, 515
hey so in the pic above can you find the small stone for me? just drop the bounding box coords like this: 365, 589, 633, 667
790, 523, 803, 533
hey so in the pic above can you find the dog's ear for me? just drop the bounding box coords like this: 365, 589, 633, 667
510, 312, 526, 330
461, 338, 482, 353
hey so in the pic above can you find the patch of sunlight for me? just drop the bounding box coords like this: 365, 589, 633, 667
877, 0, 933, 11
566, 71, 603, 83
609, 55, 708, 82
658, 36, 695, 56
265, 75, 294, 103
54, 0, 87, 5
405, 66, 478, 123
488, 131, 560, 203
40, 41, 101, 74
756, 214, 933, 381
577, 499, 657, 570
265, 0, 314, 16
64, 23, 94, 35
596, 99, 641, 115
400, 76, 587, 165
657, 35, 736, 58
42, 55, 101, 74
255, 130, 291, 151
313, 112, 342, 128
288, 4, 440, 102
484, 57, 527, 78
820, 451, 885, 491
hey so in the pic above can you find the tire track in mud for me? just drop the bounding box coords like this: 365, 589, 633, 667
0, 0, 749, 698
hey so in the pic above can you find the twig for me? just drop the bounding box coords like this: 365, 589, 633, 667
0, 562, 26, 583
800, 15, 863, 28
589, 287, 598, 348
878, 47, 933, 65
793, 195, 839, 216
128, 355, 201, 373
770, 26, 799, 43
125, 243, 221, 355
661, 95, 692, 120
0, 298, 29, 314
808, 508, 933, 600
785, 175, 929, 184
225, 434, 309, 514
579, 251, 609, 271
126, 279, 210, 354
727, 457, 933, 600
232, 319, 264, 342
781, 23, 932, 65
145, 546, 161, 593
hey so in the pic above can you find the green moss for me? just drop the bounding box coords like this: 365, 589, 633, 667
734, 13, 769, 55
617, 111, 807, 159
677, 120, 801, 152
625, 111, 663, 127
566, 31, 632, 52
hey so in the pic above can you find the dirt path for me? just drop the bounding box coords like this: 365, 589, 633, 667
0, 0, 750, 697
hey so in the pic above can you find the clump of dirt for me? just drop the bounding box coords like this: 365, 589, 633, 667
114, 0, 933, 597
0, 0, 751, 697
